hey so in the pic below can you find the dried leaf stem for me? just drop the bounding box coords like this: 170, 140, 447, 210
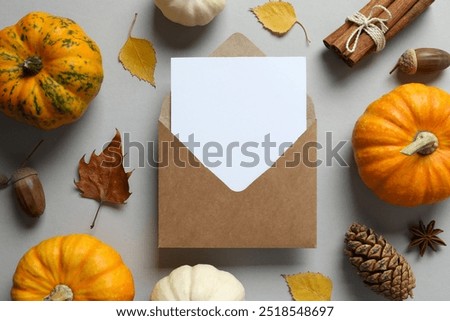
90, 201, 103, 229
127, 13, 138, 39
20, 139, 44, 168
295, 20, 311, 44
1, 139, 44, 187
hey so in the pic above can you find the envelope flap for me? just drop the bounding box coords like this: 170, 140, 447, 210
160, 95, 170, 129
210, 32, 265, 57
159, 33, 316, 128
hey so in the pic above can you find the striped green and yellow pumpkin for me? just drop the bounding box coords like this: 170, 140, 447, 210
0, 12, 103, 130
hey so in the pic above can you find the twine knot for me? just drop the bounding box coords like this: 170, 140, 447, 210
345, 5, 392, 53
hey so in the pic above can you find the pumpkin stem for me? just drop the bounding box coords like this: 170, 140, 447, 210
44, 284, 74, 301
22, 56, 43, 76
401, 131, 438, 156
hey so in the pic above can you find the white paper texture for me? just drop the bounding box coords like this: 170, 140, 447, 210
171, 57, 307, 192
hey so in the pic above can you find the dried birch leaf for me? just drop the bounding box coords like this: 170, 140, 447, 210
251, 0, 310, 42
75, 129, 132, 228
283, 272, 333, 301
119, 13, 157, 87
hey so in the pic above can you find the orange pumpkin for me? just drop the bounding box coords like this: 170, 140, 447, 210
11, 234, 135, 301
352, 83, 450, 206
0, 12, 103, 129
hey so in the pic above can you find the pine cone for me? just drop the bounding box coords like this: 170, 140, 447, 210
344, 222, 415, 300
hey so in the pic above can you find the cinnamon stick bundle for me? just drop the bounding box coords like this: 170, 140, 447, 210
323, 0, 435, 67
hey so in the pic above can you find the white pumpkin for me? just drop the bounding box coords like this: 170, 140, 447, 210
154, 0, 226, 27
150, 264, 245, 301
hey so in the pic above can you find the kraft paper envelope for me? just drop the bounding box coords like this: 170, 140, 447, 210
158, 33, 317, 248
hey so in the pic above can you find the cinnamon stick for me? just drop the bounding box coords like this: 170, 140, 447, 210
334, 0, 418, 55
345, 0, 423, 66
323, 0, 435, 67
386, 0, 434, 40
323, 0, 395, 49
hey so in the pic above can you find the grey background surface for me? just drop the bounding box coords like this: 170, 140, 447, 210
0, 0, 449, 301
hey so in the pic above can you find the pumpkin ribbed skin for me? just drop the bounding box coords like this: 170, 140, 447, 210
11, 234, 135, 301
154, 0, 226, 27
0, 12, 103, 129
151, 264, 245, 301
352, 83, 450, 207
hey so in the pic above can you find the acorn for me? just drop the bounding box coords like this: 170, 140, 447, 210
390, 48, 450, 75
11, 167, 46, 217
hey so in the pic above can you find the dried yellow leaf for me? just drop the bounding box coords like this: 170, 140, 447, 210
283, 272, 333, 301
251, 1, 310, 42
119, 14, 157, 87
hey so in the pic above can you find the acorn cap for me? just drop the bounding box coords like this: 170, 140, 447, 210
393, 49, 417, 75
11, 167, 38, 184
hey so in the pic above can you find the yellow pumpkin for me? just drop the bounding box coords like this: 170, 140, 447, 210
11, 234, 135, 301
0, 12, 103, 130
352, 83, 450, 206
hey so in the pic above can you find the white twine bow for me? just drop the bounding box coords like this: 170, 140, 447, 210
345, 5, 392, 53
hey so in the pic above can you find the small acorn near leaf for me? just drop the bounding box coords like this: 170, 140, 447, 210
390, 48, 450, 75
0, 140, 45, 218
11, 168, 45, 218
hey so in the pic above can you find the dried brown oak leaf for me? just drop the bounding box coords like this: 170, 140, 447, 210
283, 272, 333, 301
75, 129, 132, 228
119, 13, 157, 87
251, 0, 310, 43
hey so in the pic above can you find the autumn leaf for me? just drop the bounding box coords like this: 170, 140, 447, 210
119, 13, 157, 87
75, 129, 132, 228
251, 0, 310, 43
283, 272, 333, 301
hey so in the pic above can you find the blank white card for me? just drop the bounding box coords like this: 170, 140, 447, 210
171, 57, 307, 192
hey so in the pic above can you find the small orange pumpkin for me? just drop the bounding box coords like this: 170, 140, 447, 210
352, 83, 450, 206
11, 234, 135, 301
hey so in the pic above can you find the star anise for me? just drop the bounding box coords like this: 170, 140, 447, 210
409, 220, 446, 256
